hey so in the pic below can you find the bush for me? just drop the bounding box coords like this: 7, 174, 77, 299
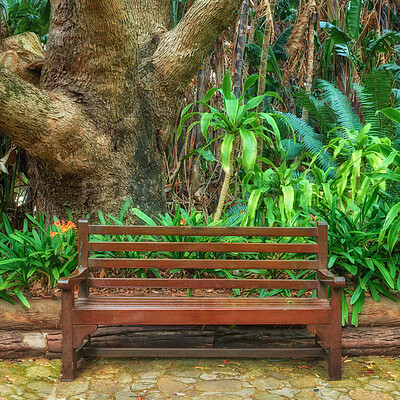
0, 213, 78, 306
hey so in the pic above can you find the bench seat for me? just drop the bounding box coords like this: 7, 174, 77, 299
73, 296, 331, 325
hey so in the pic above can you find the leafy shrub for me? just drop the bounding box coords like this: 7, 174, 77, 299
4, 0, 50, 42
234, 118, 400, 325
0, 213, 78, 306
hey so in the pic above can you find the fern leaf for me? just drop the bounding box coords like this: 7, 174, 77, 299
318, 80, 363, 132
295, 90, 336, 136
359, 71, 394, 137
280, 113, 336, 171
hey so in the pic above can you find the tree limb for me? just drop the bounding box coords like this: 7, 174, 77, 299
0, 67, 108, 176
153, 0, 243, 93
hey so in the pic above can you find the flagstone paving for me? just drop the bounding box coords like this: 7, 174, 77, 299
0, 356, 399, 400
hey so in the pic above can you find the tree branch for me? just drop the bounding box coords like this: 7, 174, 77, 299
153, 0, 243, 92
0, 67, 108, 176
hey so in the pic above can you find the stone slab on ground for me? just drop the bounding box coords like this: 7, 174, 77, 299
0, 356, 399, 399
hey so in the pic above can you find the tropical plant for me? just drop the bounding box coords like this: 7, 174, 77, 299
0, 136, 21, 227
313, 191, 400, 326
5, 0, 50, 41
280, 73, 398, 173
319, 17, 400, 82
0, 213, 78, 306
238, 159, 316, 226
177, 72, 283, 221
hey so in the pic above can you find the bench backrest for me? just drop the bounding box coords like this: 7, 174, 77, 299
79, 220, 328, 294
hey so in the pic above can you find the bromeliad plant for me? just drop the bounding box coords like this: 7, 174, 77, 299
177, 73, 283, 221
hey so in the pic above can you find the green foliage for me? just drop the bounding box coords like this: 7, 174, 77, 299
360, 71, 394, 137
313, 192, 400, 326
233, 114, 400, 324
346, 0, 362, 39
288, 75, 398, 175
320, 20, 400, 74
278, 112, 335, 171
0, 213, 78, 306
0, 137, 21, 224
317, 80, 363, 132
178, 73, 284, 175
238, 159, 316, 226
4, 0, 50, 42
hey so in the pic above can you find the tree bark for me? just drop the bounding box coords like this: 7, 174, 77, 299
3, 326, 400, 359
2, 296, 400, 359
232, 0, 249, 98
0, 0, 242, 220
0, 331, 47, 359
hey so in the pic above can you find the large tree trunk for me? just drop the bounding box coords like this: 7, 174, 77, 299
0, 0, 242, 220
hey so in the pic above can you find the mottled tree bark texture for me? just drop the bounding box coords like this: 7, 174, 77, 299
0, 0, 242, 220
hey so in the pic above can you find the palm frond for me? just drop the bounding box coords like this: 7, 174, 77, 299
318, 80, 363, 132
280, 112, 336, 172
359, 71, 394, 137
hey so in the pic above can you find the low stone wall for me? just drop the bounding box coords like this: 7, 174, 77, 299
1, 296, 400, 359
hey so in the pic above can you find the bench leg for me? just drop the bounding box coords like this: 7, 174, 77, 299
328, 344, 341, 380
328, 287, 342, 380
61, 289, 76, 381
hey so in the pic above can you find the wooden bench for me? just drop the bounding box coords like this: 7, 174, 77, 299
57, 220, 345, 381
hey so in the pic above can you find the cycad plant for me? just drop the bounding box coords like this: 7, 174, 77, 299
177, 73, 283, 221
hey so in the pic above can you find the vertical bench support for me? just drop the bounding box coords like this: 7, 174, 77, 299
61, 288, 76, 381
329, 286, 342, 380
78, 220, 89, 298
318, 221, 342, 380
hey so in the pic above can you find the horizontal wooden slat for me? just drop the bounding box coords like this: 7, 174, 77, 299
87, 258, 319, 270
88, 241, 319, 253
76, 297, 328, 305
72, 297, 331, 325
73, 308, 330, 325
88, 278, 319, 290
82, 347, 324, 358
89, 225, 319, 237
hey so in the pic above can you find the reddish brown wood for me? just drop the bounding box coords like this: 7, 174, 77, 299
82, 347, 324, 358
78, 220, 89, 298
87, 258, 319, 270
307, 324, 331, 347
72, 325, 98, 349
88, 241, 319, 253
318, 222, 329, 299
72, 297, 330, 325
58, 221, 343, 381
61, 289, 75, 381
88, 278, 319, 289
318, 270, 346, 288
329, 286, 343, 380
57, 268, 88, 289
89, 225, 319, 237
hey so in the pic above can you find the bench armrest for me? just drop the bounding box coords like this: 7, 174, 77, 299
317, 270, 345, 288
58, 268, 88, 289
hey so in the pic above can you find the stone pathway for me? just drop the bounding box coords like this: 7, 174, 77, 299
0, 356, 399, 400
